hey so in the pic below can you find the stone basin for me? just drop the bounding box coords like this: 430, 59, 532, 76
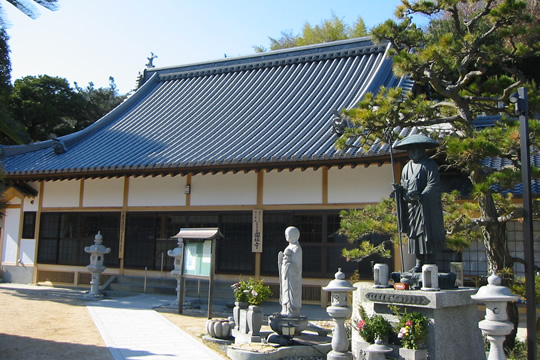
268, 314, 308, 336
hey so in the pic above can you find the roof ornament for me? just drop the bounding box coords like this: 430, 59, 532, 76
50, 135, 67, 155
146, 52, 158, 68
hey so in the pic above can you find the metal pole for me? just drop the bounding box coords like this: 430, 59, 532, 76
515, 87, 537, 360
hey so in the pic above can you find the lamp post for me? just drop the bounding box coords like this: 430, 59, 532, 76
323, 268, 356, 360
167, 237, 184, 308
509, 87, 537, 360
84, 231, 111, 298
472, 273, 520, 360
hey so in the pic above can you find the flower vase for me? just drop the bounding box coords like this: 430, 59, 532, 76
399, 347, 427, 360
247, 304, 263, 336
233, 301, 248, 330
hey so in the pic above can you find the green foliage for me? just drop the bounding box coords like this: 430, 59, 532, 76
389, 305, 429, 350
506, 339, 528, 360
73, 77, 125, 132
3, 75, 125, 144
355, 306, 393, 344
255, 13, 368, 52
338, 191, 487, 261
335, 0, 540, 274
508, 274, 540, 302
9, 75, 79, 141
231, 279, 250, 302
231, 278, 272, 305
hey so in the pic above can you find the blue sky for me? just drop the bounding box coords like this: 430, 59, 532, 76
3, 0, 423, 94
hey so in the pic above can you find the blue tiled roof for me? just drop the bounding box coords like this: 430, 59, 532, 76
1, 38, 412, 180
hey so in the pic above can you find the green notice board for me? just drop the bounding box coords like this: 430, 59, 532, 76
183, 240, 212, 276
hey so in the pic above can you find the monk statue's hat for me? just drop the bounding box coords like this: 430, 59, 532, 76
393, 134, 439, 150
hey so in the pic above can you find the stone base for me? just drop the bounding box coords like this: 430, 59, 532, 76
232, 328, 263, 344
352, 286, 484, 360
81, 292, 105, 301
327, 350, 352, 360
227, 334, 331, 360
353, 340, 428, 360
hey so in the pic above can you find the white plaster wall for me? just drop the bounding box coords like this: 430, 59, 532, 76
128, 175, 186, 207
263, 169, 322, 205
83, 178, 124, 207
19, 239, 35, 264
43, 180, 80, 208
191, 172, 257, 206
2, 208, 20, 264
328, 165, 393, 203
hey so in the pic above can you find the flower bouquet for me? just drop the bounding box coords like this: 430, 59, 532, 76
390, 305, 429, 349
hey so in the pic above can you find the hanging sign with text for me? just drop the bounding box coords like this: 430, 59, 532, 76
252, 210, 263, 252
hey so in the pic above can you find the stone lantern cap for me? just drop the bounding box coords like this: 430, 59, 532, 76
323, 268, 356, 292
471, 273, 520, 302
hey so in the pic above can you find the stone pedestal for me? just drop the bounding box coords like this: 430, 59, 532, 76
352, 284, 484, 360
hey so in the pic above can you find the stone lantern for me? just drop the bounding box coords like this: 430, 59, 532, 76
84, 231, 111, 298
167, 237, 184, 307
323, 268, 356, 360
471, 273, 519, 360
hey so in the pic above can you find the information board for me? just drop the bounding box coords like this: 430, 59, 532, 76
183, 240, 212, 276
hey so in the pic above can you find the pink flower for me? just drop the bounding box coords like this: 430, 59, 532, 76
358, 320, 365, 330
405, 320, 413, 326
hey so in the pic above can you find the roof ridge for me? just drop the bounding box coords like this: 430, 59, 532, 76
144, 37, 388, 82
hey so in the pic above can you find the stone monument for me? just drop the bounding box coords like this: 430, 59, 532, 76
268, 226, 309, 342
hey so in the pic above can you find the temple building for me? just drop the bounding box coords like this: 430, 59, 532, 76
0, 38, 537, 296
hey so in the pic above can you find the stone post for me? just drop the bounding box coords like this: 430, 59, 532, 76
323, 268, 356, 360
471, 273, 519, 360
167, 238, 184, 307
373, 263, 389, 288
84, 232, 111, 298
421, 264, 439, 291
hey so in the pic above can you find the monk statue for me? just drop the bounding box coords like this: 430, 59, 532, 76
393, 134, 446, 273
278, 226, 302, 317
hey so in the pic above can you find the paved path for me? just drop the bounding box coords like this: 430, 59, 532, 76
87, 294, 225, 360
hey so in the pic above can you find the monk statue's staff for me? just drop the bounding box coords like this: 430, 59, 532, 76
384, 127, 405, 273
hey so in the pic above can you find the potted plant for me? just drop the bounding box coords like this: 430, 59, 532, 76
231, 278, 272, 335
231, 280, 250, 330
390, 305, 429, 360
245, 278, 272, 336
355, 306, 393, 344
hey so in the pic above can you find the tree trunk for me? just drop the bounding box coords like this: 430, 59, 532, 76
478, 193, 513, 272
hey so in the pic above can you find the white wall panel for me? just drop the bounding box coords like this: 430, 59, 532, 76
2, 208, 20, 264
263, 169, 322, 205
19, 239, 35, 265
83, 178, 124, 207
43, 180, 80, 208
328, 165, 392, 203
191, 172, 257, 206
128, 175, 186, 207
